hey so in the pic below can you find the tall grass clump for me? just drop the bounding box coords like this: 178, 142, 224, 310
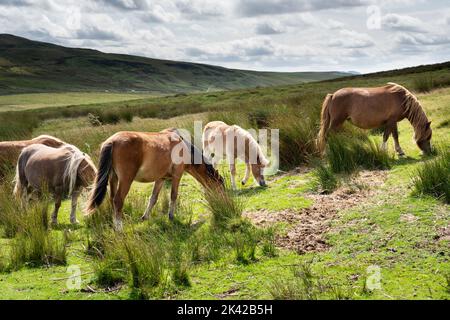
270, 106, 320, 169
269, 261, 350, 300
326, 131, 391, 174
8, 199, 67, 270
413, 74, 435, 93
412, 146, 450, 203
204, 187, 245, 230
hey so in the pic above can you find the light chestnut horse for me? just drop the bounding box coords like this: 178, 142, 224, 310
203, 121, 269, 190
317, 82, 432, 156
86, 128, 224, 230
14, 144, 97, 225
0, 135, 65, 176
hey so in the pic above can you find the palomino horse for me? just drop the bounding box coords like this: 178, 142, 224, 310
86, 128, 224, 230
202, 121, 269, 190
14, 144, 97, 225
317, 82, 432, 156
0, 135, 65, 176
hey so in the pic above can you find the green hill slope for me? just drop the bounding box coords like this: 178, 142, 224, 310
0, 34, 350, 95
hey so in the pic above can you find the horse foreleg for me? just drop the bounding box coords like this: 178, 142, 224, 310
51, 195, 62, 226
70, 191, 80, 224
141, 179, 164, 221
382, 123, 394, 151
229, 162, 237, 190
241, 163, 251, 186
168, 176, 181, 220
392, 124, 405, 156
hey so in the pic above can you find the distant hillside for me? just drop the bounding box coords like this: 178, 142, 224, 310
0, 34, 350, 95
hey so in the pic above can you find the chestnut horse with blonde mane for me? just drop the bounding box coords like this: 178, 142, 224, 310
86, 128, 224, 230
317, 82, 432, 156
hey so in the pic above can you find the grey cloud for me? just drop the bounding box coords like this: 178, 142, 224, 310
175, 0, 224, 20
0, 0, 32, 6
255, 22, 285, 35
99, 0, 149, 11
396, 33, 450, 46
382, 14, 427, 33
76, 26, 123, 41
237, 0, 369, 16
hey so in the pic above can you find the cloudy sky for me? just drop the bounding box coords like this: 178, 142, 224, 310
1, 0, 449, 73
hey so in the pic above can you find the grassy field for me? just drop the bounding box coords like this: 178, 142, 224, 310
0, 92, 156, 112
0, 66, 449, 300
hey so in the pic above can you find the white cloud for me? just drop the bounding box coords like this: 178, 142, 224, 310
329, 29, 375, 48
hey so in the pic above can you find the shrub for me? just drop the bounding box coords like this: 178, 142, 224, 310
412, 146, 450, 203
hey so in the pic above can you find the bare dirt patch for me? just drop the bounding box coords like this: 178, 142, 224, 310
244, 170, 388, 254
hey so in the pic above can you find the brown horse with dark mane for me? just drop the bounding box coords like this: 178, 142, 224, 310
86, 128, 224, 230
317, 82, 432, 156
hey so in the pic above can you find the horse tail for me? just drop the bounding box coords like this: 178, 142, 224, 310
317, 94, 333, 154
86, 142, 113, 215
13, 152, 28, 200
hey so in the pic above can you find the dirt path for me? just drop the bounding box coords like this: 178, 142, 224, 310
244, 170, 388, 254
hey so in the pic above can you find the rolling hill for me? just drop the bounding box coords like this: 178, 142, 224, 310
0, 34, 351, 95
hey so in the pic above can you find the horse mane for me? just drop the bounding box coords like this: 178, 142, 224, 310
386, 82, 429, 140
172, 129, 221, 181
232, 125, 270, 166
62, 144, 94, 195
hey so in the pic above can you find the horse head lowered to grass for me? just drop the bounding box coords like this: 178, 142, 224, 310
317, 82, 433, 156
86, 128, 224, 230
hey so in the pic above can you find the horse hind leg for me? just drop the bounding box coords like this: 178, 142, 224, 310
113, 177, 133, 231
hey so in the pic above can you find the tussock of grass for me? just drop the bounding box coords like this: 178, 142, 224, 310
8, 201, 67, 270
314, 130, 391, 193
326, 131, 391, 174
413, 74, 450, 93
269, 261, 350, 300
412, 146, 450, 203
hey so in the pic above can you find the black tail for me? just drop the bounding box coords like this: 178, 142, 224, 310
86, 142, 113, 215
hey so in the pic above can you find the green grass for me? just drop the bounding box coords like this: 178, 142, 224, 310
0, 92, 155, 112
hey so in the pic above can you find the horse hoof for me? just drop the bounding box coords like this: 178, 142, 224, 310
241, 180, 246, 185
70, 220, 80, 225
140, 215, 148, 222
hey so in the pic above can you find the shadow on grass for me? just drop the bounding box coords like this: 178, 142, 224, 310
235, 185, 268, 198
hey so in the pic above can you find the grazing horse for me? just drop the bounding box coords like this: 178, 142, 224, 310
202, 121, 269, 190
317, 82, 432, 156
0, 135, 65, 176
13, 144, 97, 225
86, 129, 224, 230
